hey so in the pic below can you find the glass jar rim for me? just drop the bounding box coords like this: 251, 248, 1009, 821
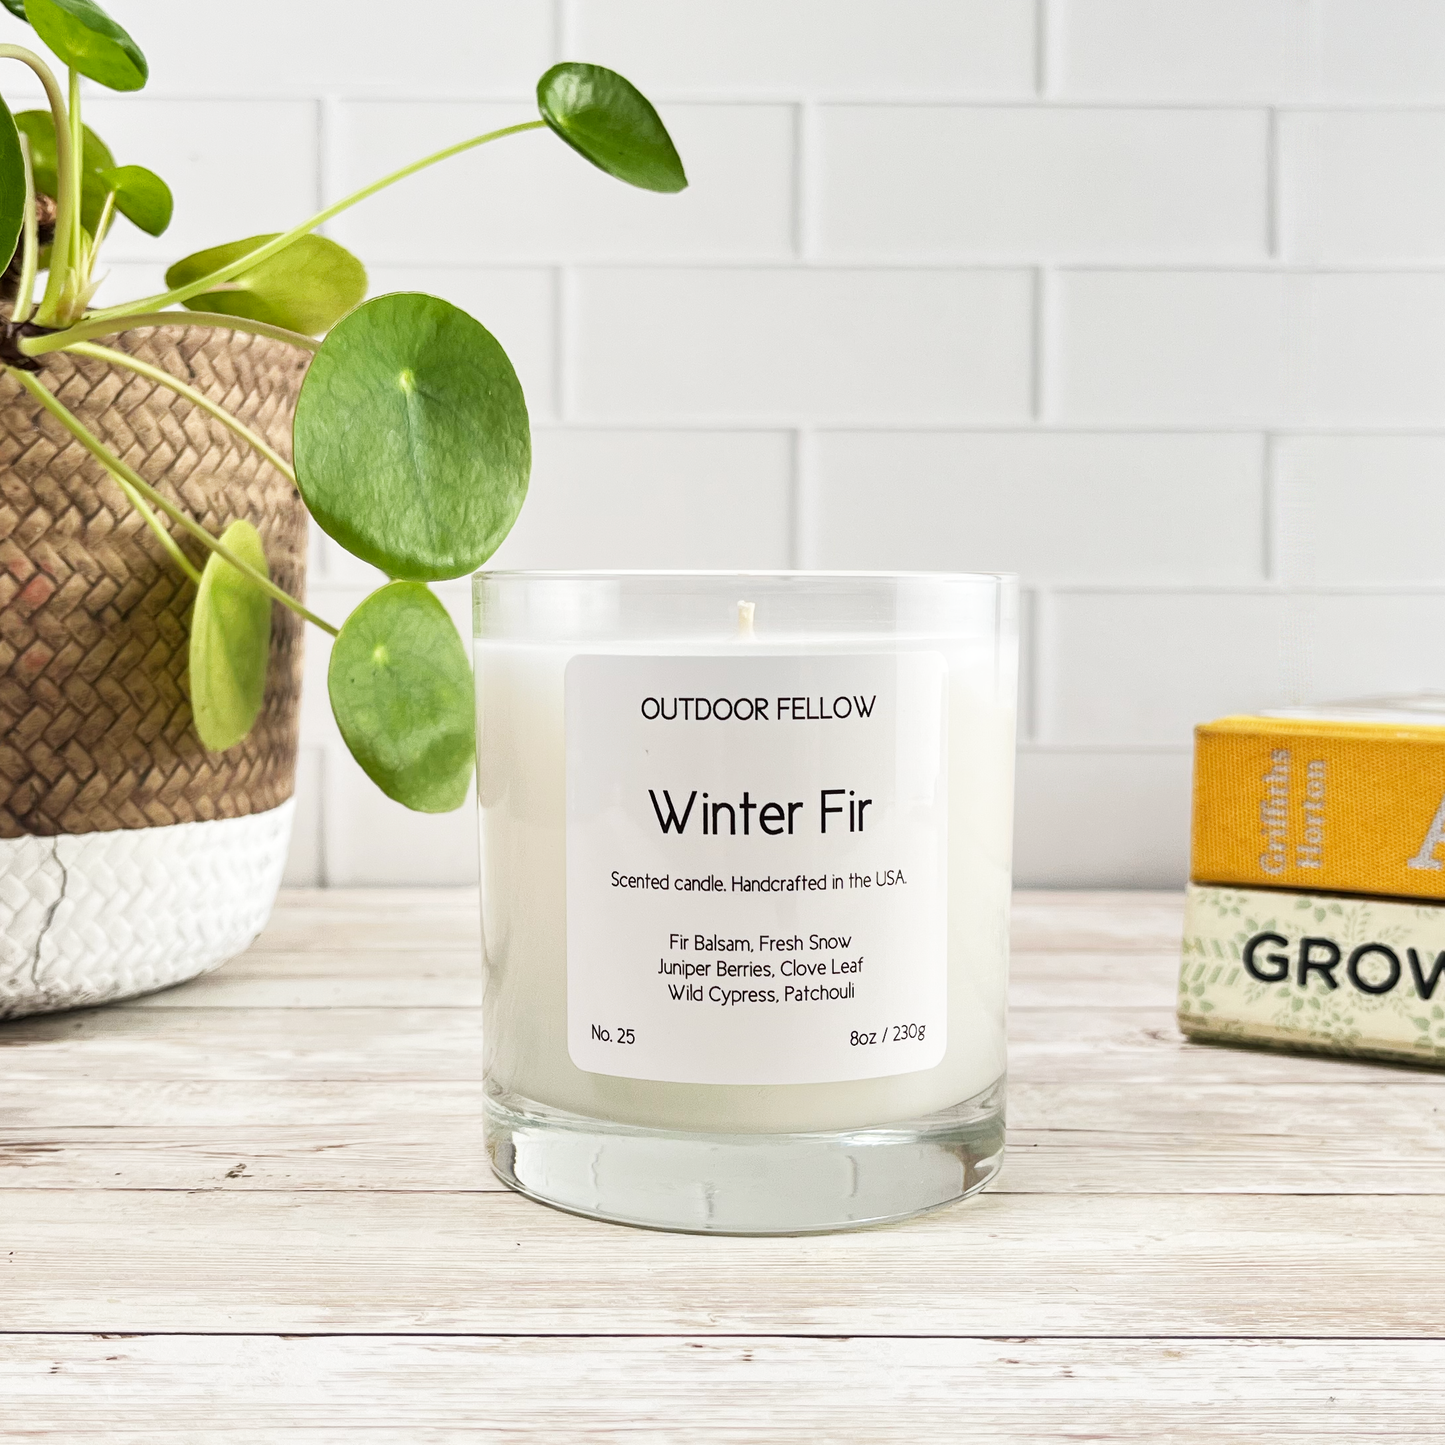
472, 568, 1016, 584
472, 570, 1018, 643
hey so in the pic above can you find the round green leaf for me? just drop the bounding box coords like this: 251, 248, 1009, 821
293, 292, 530, 582
0, 96, 25, 273
328, 581, 475, 813
2, 1, 29, 22
15, 109, 114, 232
165, 233, 366, 336
188, 519, 272, 753
25, 0, 146, 91
100, 163, 171, 236
537, 62, 686, 194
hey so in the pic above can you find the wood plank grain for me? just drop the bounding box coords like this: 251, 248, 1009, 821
3, 1004, 1431, 1085
5, 1082, 1445, 1195
0, 1122, 499, 1192
127, 952, 486, 1010
0, 1006, 487, 1080
2, 1079, 485, 1129
0, 1189, 1442, 1336
1009, 890, 1184, 952
269, 888, 479, 910
1011, 949, 1180, 1009
248, 890, 480, 955
0, 887, 1437, 1430
2, 1335, 1440, 1441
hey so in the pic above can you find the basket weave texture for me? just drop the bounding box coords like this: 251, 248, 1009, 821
0, 325, 310, 838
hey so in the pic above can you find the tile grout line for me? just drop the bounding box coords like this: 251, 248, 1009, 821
1035, 0, 1056, 98
317, 95, 344, 226
1266, 106, 1282, 261
439, 419, 1445, 437
555, 267, 577, 423
794, 101, 820, 261
1018, 587, 1039, 746
1029, 587, 1054, 747
307, 578, 1445, 598
791, 429, 818, 569
1031, 267, 1052, 422
90, 257, 1445, 276
373, 415, 1445, 437
1262, 433, 1281, 583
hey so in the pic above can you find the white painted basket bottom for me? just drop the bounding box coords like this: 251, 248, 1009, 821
0, 798, 294, 1020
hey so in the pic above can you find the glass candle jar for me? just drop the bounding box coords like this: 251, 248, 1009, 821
473, 571, 1017, 1234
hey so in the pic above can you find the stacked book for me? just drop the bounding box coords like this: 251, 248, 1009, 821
1180, 695, 1445, 1066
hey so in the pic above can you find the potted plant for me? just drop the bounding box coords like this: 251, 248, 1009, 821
0, 0, 686, 1018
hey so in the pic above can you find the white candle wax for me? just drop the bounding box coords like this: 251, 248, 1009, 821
476, 627, 1014, 1136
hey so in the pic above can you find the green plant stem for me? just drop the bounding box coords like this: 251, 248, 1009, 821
92, 190, 116, 254
22, 310, 323, 356
11, 367, 339, 636
0, 45, 74, 327
66, 68, 82, 309
68, 341, 299, 486
84, 119, 548, 324
112, 470, 201, 583
13, 135, 39, 324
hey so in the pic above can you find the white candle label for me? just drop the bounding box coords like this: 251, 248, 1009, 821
565, 652, 949, 1085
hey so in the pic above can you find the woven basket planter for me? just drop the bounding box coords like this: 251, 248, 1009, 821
0, 325, 309, 1018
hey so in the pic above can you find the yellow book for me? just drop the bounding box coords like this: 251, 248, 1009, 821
1192, 697, 1445, 902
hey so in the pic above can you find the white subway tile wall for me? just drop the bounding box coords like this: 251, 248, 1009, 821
8, 0, 1445, 886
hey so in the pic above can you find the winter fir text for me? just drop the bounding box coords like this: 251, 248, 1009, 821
649, 788, 873, 837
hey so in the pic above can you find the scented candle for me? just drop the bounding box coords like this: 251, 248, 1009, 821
473, 572, 1017, 1233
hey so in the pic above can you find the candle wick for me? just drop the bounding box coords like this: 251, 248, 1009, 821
736, 600, 756, 639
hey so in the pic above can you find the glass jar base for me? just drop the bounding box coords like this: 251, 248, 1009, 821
484, 1076, 1005, 1235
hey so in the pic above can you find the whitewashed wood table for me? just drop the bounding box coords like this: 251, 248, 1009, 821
4, 888, 1444, 1441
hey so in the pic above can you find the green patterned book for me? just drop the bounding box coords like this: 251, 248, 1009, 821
1179, 883, 1445, 1067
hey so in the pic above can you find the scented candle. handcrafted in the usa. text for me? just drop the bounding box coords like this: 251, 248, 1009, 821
473, 572, 1017, 1233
